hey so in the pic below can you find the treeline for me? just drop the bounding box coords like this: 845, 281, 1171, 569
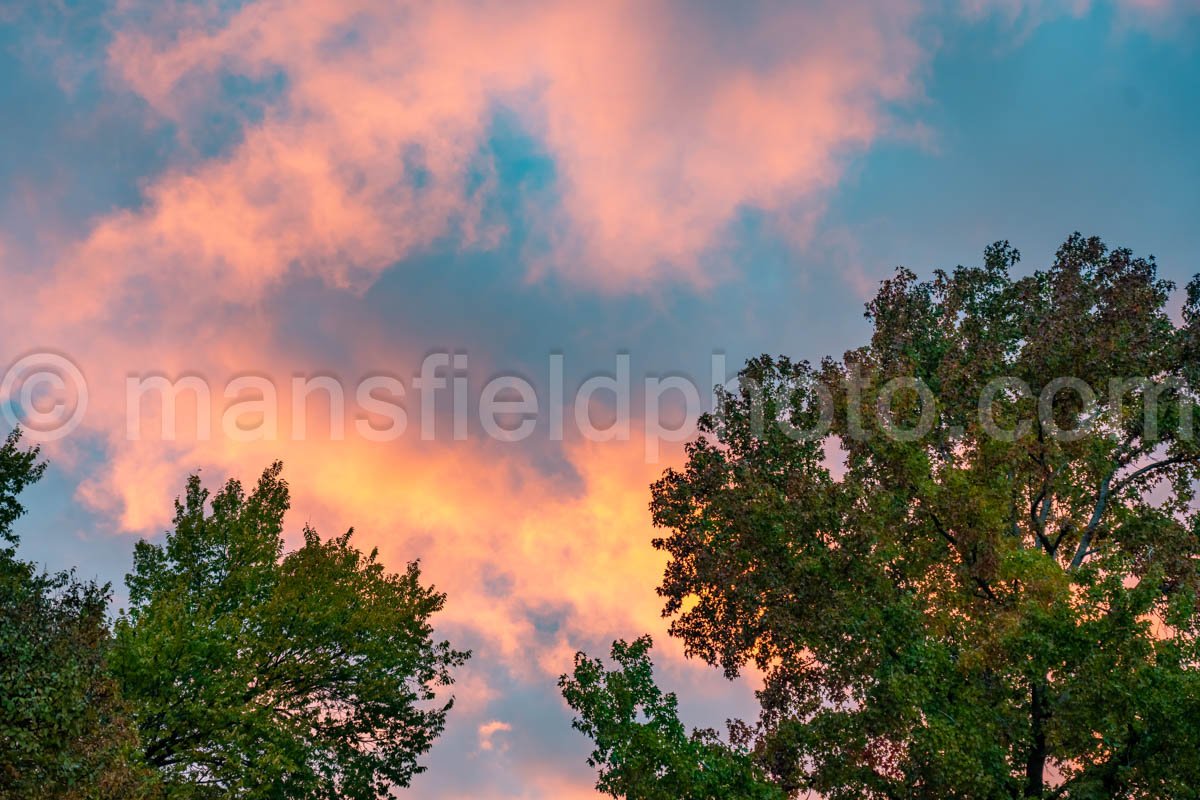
5, 235, 1200, 799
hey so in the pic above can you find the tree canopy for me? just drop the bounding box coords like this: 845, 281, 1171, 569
565, 235, 1200, 799
2, 443, 467, 799
110, 463, 469, 799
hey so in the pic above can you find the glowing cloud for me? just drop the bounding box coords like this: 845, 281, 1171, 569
99, 0, 926, 292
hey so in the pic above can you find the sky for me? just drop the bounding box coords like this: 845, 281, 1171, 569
2, 1, 1199, 797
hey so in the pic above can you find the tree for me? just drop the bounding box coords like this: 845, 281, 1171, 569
0, 428, 45, 543
567, 235, 1200, 798
560, 636, 782, 800
111, 463, 469, 799
1, 430, 156, 799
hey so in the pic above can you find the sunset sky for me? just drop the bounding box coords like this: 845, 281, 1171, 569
3, 1, 1200, 797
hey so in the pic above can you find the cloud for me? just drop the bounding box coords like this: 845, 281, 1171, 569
95, 0, 927, 293
477, 720, 513, 752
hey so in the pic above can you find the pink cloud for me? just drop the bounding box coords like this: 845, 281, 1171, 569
477, 720, 512, 753
97, 0, 926, 293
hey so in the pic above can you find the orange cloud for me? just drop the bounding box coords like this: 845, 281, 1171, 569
0, 308, 690, 677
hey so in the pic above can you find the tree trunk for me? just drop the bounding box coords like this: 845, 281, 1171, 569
1023, 681, 1047, 798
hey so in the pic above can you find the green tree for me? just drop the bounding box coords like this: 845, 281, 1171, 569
568, 235, 1200, 798
1, 430, 156, 799
111, 463, 469, 799
560, 636, 782, 800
